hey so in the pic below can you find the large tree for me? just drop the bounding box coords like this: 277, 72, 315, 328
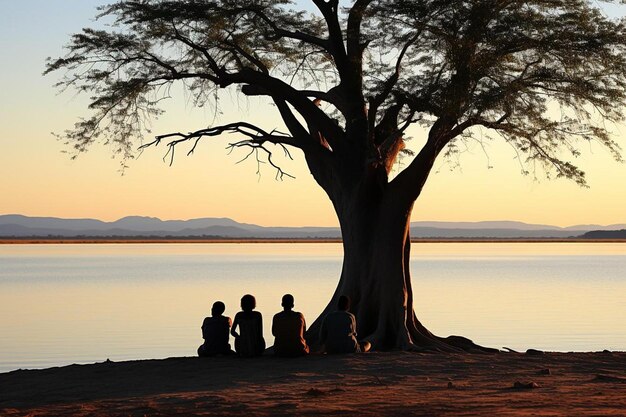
47, 0, 626, 351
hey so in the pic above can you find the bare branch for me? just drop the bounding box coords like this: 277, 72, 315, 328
139, 121, 299, 178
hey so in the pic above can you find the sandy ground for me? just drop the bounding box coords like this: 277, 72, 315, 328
1, 352, 625, 416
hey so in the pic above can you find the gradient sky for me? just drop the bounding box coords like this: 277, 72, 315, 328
1, 1, 625, 227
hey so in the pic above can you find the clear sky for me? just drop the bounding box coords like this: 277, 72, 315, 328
0, 1, 625, 227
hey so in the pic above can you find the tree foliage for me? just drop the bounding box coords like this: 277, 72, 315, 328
46, 0, 626, 188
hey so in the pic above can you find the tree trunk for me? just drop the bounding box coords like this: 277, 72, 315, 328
305, 177, 495, 353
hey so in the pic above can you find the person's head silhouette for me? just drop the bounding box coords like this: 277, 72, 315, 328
211, 301, 226, 317
241, 294, 256, 312
281, 294, 294, 311
338, 295, 350, 311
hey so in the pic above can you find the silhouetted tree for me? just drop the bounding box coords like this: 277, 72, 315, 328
46, 0, 626, 351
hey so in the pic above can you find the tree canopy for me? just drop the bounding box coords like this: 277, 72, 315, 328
47, 0, 626, 188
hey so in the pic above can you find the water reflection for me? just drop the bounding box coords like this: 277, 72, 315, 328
0, 243, 624, 372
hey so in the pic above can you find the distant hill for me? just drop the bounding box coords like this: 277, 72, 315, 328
580, 229, 626, 239
1, 214, 625, 239
0, 215, 339, 239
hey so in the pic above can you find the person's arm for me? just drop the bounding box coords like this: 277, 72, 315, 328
231, 313, 240, 338
256, 312, 264, 341
301, 313, 307, 333
320, 316, 327, 344
201, 318, 208, 340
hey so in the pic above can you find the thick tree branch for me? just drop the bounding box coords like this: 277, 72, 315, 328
225, 69, 346, 151
312, 0, 349, 76
272, 98, 309, 139
388, 139, 439, 207
389, 118, 455, 205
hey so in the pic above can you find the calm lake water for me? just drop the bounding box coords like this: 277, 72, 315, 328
1, 242, 625, 372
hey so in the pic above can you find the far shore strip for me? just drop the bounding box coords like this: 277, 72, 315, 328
2, 238, 625, 244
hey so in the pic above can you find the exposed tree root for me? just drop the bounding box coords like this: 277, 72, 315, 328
307, 309, 499, 354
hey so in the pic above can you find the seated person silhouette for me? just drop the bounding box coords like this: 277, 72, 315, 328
272, 294, 310, 357
197, 301, 232, 357
320, 295, 371, 354
231, 294, 266, 357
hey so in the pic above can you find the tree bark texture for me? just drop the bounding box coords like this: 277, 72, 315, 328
305, 165, 496, 353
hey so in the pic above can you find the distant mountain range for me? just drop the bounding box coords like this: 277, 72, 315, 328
1, 214, 625, 239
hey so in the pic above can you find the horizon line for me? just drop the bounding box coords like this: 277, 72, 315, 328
1, 213, 625, 230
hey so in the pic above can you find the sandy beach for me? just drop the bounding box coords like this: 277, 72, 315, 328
1, 351, 625, 416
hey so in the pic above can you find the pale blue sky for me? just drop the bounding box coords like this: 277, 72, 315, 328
1, 1, 625, 226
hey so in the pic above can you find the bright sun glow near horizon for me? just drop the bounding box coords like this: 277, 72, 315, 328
0, 1, 625, 227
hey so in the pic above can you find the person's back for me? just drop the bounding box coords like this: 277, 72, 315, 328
320, 310, 358, 353
320, 295, 370, 354
272, 294, 309, 357
198, 301, 232, 357
233, 310, 265, 356
231, 295, 266, 357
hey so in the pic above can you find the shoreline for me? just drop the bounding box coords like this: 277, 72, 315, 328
2, 238, 626, 244
2, 351, 625, 416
